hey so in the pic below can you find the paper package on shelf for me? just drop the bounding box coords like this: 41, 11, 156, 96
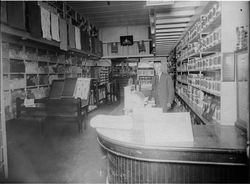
25, 61, 39, 73
143, 112, 194, 145
9, 78, 26, 89
90, 115, 133, 130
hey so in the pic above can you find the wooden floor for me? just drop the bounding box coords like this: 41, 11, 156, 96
2, 101, 120, 183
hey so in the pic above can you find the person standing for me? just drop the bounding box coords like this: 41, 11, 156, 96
151, 62, 174, 112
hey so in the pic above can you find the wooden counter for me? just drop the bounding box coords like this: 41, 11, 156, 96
96, 103, 248, 183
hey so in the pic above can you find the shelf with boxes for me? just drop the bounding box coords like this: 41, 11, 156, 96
98, 66, 111, 85
137, 67, 154, 91
174, 1, 246, 125
1, 1, 102, 58
2, 41, 87, 120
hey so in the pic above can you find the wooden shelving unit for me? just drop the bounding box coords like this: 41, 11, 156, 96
0, 1, 104, 121
174, 1, 249, 125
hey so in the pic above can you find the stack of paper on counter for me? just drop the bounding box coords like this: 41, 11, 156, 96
144, 112, 194, 145
90, 115, 133, 130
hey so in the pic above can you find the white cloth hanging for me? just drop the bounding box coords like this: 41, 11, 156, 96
51, 12, 60, 42
40, 7, 51, 40
75, 26, 81, 50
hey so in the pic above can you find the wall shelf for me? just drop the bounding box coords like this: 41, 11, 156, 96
176, 92, 218, 125
201, 14, 221, 34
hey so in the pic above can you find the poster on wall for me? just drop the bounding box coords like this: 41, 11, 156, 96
222, 53, 235, 82
73, 78, 91, 100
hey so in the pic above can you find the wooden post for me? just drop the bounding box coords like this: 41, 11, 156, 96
0, 28, 9, 178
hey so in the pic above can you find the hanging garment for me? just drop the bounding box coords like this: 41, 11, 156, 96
27, 2, 42, 38
68, 24, 76, 48
111, 43, 118, 53
40, 7, 51, 40
51, 12, 60, 42
81, 29, 90, 51
7, 1, 26, 30
59, 18, 68, 51
75, 26, 82, 50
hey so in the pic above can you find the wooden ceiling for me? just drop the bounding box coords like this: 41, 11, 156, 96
67, 1, 149, 27
67, 1, 205, 56
151, 1, 203, 55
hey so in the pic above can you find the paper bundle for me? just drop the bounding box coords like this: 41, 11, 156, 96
90, 115, 133, 130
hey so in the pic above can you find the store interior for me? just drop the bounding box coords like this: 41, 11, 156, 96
0, 1, 249, 183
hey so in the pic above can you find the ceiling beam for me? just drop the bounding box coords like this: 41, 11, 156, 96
156, 32, 183, 36
89, 12, 148, 22
156, 44, 177, 46
156, 39, 179, 41
156, 40, 178, 43
93, 16, 148, 23
156, 17, 191, 25
156, 28, 185, 33
170, 1, 200, 9
156, 10, 195, 18
156, 23, 188, 29
156, 36, 181, 39
78, 6, 146, 15
97, 20, 148, 27
156, 46, 172, 48
69, 1, 145, 10
156, 43, 177, 46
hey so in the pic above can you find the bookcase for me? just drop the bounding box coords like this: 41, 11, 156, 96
174, 1, 249, 125
2, 37, 94, 120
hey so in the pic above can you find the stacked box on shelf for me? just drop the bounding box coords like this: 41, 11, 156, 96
10, 74, 26, 89
24, 46, 37, 60
38, 62, 49, 74
27, 87, 49, 99
38, 49, 49, 61
236, 25, 248, 50
25, 60, 39, 73
39, 75, 49, 85
57, 52, 66, 63
137, 68, 154, 90
48, 50, 57, 63
200, 27, 221, 52
9, 43, 24, 59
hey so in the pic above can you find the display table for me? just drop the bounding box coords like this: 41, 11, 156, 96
96, 103, 248, 183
